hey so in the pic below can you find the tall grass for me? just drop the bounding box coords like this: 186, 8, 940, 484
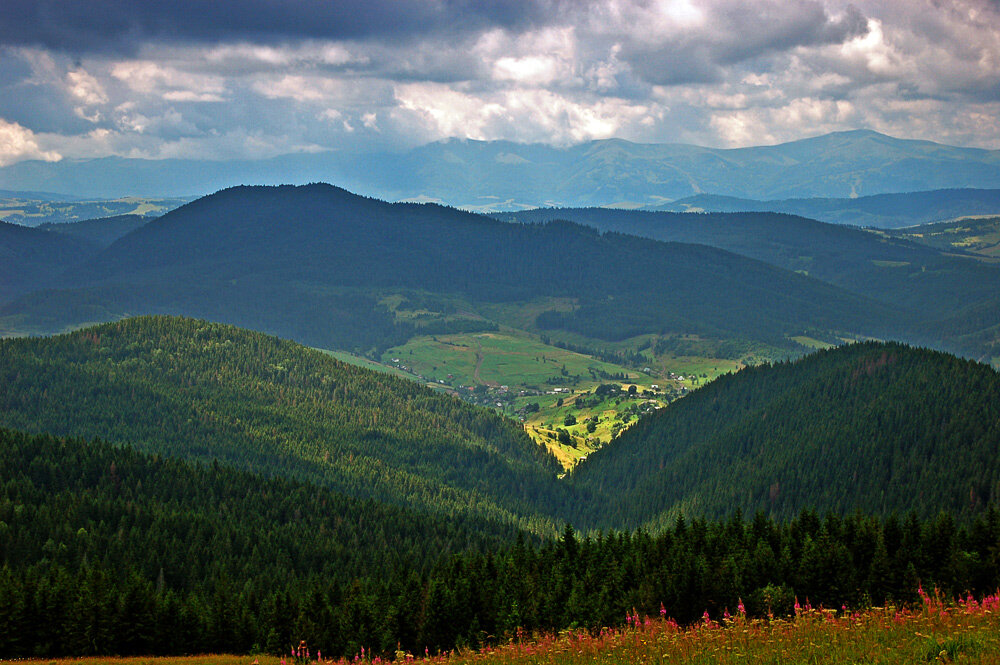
8, 590, 1000, 665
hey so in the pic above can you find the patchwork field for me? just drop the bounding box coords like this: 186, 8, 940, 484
375, 330, 741, 468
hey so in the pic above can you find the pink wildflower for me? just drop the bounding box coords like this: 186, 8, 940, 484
737, 598, 746, 615
660, 602, 667, 618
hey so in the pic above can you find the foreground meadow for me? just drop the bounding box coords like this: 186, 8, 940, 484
10, 592, 1000, 665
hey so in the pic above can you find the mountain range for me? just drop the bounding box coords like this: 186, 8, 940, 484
647, 189, 1000, 228
3, 130, 1000, 208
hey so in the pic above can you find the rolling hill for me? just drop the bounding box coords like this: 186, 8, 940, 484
38, 213, 152, 248
1, 183, 901, 354
0, 220, 99, 304
501, 207, 1000, 362
570, 341, 1000, 528
0, 316, 570, 533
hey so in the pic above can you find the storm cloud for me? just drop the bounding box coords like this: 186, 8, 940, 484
0, 0, 998, 167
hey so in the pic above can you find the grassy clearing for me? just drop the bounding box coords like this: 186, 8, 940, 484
377, 321, 759, 470
789, 335, 835, 350
380, 331, 690, 467
892, 217, 1000, 259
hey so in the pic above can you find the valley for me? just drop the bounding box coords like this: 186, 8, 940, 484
5, 3, 1000, 663
3, 146, 1000, 665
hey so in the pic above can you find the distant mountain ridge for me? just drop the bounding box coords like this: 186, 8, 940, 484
1, 130, 998, 206
649, 189, 1000, 228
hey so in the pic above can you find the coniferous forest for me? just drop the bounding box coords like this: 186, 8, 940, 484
1, 316, 1000, 659
3, 426, 1000, 658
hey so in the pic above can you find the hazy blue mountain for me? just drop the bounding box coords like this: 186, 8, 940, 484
649, 189, 1000, 228
1, 131, 998, 206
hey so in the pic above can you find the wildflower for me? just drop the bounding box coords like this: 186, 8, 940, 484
737, 598, 746, 616
794, 597, 802, 614
702, 610, 711, 625
660, 602, 667, 618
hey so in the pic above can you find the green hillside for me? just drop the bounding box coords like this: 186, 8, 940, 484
0, 184, 904, 355
0, 316, 568, 533
0, 426, 516, 656
5, 425, 1000, 660
502, 207, 1000, 362
570, 341, 1000, 528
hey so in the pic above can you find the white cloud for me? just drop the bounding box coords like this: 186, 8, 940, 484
2, 0, 999, 162
0, 118, 62, 166
111, 60, 226, 100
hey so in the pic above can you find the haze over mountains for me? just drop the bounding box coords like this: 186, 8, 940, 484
3, 131, 1000, 210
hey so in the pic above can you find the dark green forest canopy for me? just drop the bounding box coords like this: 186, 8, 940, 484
37, 213, 152, 248
0, 220, 100, 304
0, 316, 570, 534
2, 183, 900, 352
3, 425, 1000, 659
3, 317, 1000, 530
571, 341, 1000, 528
501, 207, 1000, 361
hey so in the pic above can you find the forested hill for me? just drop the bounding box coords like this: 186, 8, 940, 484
0, 220, 99, 304
501, 207, 1000, 361
501, 207, 942, 284
0, 426, 516, 656
644, 188, 1000, 229
37, 213, 152, 248
570, 341, 1000, 528
6, 425, 1000, 659
0, 316, 570, 534
3, 183, 900, 353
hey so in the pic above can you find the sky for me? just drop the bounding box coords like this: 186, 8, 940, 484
0, 0, 998, 167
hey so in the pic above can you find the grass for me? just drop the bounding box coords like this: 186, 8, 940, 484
789, 335, 835, 350
380, 331, 687, 468
892, 217, 1000, 259
14, 593, 1000, 665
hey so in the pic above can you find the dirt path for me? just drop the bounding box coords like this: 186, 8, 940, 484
472, 338, 499, 387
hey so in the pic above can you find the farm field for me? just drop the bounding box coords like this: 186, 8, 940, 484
0, 196, 190, 226
888, 216, 1000, 259
378, 330, 745, 468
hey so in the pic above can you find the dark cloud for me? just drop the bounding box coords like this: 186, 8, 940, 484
0, 0, 563, 53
